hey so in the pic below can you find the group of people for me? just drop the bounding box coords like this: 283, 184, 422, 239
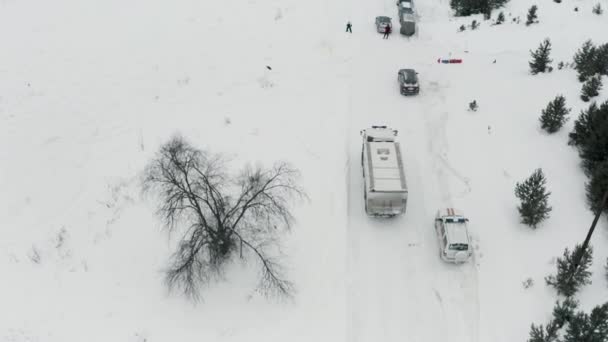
345, 21, 392, 38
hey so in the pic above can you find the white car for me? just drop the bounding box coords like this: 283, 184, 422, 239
434, 208, 473, 263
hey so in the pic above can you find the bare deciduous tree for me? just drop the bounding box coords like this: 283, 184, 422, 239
143, 135, 305, 300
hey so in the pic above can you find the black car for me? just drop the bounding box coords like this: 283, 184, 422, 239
398, 69, 419, 95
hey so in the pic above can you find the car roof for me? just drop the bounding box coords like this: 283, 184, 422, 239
377, 16, 391, 21
445, 221, 470, 245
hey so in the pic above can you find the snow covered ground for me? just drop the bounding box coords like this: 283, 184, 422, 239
1, 0, 607, 341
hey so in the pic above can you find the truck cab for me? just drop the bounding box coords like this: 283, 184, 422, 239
434, 208, 473, 263
360, 126, 408, 217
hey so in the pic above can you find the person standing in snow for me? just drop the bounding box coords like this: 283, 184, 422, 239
383, 25, 391, 39
346, 21, 352, 33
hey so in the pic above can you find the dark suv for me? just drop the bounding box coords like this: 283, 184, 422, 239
398, 69, 419, 95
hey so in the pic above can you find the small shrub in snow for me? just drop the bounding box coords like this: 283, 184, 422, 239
528, 322, 558, 342
580, 74, 602, 102
585, 161, 608, 214
545, 244, 593, 297
526, 5, 539, 25
28, 246, 41, 264
540, 95, 570, 133
552, 298, 579, 328
514, 168, 552, 228
593, 3, 603, 15
563, 303, 608, 342
522, 277, 534, 289
471, 20, 479, 29
554, 0, 561, 3
529, 38, 552, 74
468, 100, 478, 111
558, 61, 564, 70
496, 11, 505, 24
459, 24, 466, 31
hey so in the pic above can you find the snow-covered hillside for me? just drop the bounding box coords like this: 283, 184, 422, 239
1, 0, 607, 341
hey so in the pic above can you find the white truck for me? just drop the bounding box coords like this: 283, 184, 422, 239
360, 126, 408, 217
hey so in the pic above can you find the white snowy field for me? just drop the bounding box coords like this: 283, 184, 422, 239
0, 0, 607, 341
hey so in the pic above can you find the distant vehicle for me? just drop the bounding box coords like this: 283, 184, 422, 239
360, 126, 408, 217
375, 16, 392, 33
399, 12, 416, 36
397, 69, 419, 95
434, 208, 473, 263
397, 0, 414, 14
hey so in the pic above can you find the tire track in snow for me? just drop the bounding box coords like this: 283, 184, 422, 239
422, 76, 481, 342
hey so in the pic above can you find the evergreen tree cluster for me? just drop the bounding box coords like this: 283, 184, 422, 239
569, 101, 608, 214
545, 244, 593, 297
580, 74, 603, 102
530, 39, 553, 74
515, 168, 552, 228
528, 300, 608, 342
450, 0, 509, 16
573, 40, 608, 82
540, 95, 570, 133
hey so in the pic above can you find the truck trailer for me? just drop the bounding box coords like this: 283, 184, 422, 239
360, 126, 408, 217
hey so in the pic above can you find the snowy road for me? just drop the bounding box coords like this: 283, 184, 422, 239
345, 0, 480, 340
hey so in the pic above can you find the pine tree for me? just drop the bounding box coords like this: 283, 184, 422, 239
585, 161, 608, 214
593, 43, 608, 76
540, 95, 570, 133
568, 102, 598, 148
545, 244, 593, 297
593, 3, 603, 15
496, 11, 505, 24
530, 39, 552, 74
581, 74, 602, 102
574, 40, 598, 82
563, 303, 608, 342
515, 168, 552, 228
552, 298, 579, 328
528, 322, 559, 342
526, 5, 538, 25
568, 101, 608, 175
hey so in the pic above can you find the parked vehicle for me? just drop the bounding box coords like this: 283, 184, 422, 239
398, 69, 419, 95
375, 16, 392, 33
434, 208, 473, 263
397, 0, 414, 14
360, 126, 408, 217
399, 12, 416, 36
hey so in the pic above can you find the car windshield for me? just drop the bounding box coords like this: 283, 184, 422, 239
445, 217, 466, 223
449, 243, 468, 251
404, 71, 418, 84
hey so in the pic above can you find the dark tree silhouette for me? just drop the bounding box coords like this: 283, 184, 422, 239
143, 135, 305, 300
